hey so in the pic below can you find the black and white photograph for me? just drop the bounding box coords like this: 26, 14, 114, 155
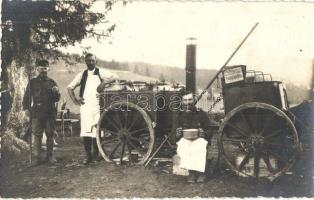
1, 0, 314, 198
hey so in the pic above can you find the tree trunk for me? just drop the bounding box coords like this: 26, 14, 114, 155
2, 23, 36, 156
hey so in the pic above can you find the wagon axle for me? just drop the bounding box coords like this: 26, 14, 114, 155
119, 128, 129, 137
249, 134, 265, 145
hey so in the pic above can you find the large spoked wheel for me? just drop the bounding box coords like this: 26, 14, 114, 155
218, 102, 300, 180
96, 101, 155, 165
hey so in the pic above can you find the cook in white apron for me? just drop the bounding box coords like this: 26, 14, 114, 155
67, 53, 119, 165
80, 69, 101, 138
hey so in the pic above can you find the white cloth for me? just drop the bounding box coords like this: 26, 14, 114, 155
68, 68, 118, 137
176, 138, 208, 172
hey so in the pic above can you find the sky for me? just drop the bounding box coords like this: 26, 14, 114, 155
62, 1, 314, 87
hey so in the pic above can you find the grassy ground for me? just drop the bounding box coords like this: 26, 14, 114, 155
1, 135, 313, 198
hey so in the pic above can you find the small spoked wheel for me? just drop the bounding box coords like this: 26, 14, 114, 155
218, 102, 300, 180
96, 101, 155, 165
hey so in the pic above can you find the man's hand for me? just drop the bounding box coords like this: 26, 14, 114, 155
67, 87, 83, 106
97, 80, 115, 93
176, 127, 183, 138
75, 97, 85, 105
52, 86, 61, 102
52, 86, 59, 92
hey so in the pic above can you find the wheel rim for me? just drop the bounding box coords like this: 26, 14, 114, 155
96, 101, 155, 165
218, 102, 300, 180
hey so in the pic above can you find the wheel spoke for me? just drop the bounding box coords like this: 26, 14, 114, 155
129, 136, 140, 142
126, 142, 133, 165
104, 115, 121, 132
101, 137, 120, 146
138, 133, 150, 137
109, 141, 122, 159
254, 153, 261, 178
254, 107, 259, 132
222, 137, 247, 143
129, 135, 150, 144
260, 112, 276, 135
264, 141, 284, 147
238, 152, 251, 172
239, 110, 254, 134
266, 149, 285, 162
226, 122, 249, 138
120, 140, 126, 164
127, 112, 141, 131
124, 111, 128, 128
264, 129, 282, 139
114, 112, 123, 129
99, 128, 120, 137
129, 127, 149, 136
262, 153, 276, 174
127, 140, 145, 156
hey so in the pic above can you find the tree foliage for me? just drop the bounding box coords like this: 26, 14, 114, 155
2, 0, 115, 67
1, 0, 116, 155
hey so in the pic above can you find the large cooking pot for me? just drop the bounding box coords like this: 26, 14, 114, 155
183, 129, 199, 140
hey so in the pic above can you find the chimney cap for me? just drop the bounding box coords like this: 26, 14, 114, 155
186, 37, 197, 44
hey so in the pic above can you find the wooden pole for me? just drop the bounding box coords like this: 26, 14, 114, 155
195, 22, 259, 103
311, 59, 314, 100
28, 66, 33, 165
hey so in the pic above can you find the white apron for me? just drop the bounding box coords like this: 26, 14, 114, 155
177, 138, 208, 172
80, 70, 101, 138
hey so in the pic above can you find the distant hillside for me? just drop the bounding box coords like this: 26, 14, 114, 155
62, 53, 219, 89
284, 81, 311, 104
124, 62, 218, 89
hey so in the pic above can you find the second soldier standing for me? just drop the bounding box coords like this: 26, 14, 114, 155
23, 60, 60, 165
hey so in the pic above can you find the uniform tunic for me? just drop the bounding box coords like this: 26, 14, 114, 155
68, 67, 118, 138
23, 76, 60, 119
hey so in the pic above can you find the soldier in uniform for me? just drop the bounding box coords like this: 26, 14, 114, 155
175, 93, 215, 183
23, 59, 60, 165
67, 53, 118, 165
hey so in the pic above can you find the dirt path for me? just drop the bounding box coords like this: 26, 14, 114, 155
1, 137, 313, 198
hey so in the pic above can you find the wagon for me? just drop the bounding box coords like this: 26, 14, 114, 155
95, 64, 303, 181
217, 65, 301, 180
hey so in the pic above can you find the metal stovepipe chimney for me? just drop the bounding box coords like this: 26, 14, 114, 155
185, 37, 197, 94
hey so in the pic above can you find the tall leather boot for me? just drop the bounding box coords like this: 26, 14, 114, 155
33, 135, 42, 166
83, 137, 92, 165
46, 136, 57, 164
92, 138, 102, 162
